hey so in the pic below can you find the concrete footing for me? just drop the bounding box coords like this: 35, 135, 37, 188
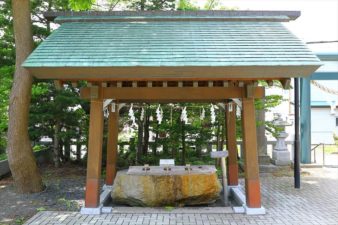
80, 184, 113, 215
244, 205, 266, 215
80, 206, 102, 215
229, 185, 266, 215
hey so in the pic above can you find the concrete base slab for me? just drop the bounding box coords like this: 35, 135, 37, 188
100, 189, 112, 205
80, 206, 102, 215
229, 186, 245, 206
232, 206, 245, 214
244, 205, 266, 215
102, 184, 113, 191
229, 185, 266, 215
102, 207, 112, 214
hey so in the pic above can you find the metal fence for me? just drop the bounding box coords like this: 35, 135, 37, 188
311, 144, 338, 166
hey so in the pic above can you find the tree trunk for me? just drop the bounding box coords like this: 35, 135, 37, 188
53, 121, 61, 167
140, 0, 145, 10
215, 120, 221, 151
181, 121, 186, 165
76, 142, 82, 162
7, 0, 44, 193
142, 106, 150, 155
153, 124, 159, 156
64, 139, 71, 162
136, 114, 144, 164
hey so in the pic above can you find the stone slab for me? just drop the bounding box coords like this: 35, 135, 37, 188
127, 165, 217, 175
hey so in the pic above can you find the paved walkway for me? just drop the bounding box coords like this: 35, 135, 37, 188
24, 168, 338, 225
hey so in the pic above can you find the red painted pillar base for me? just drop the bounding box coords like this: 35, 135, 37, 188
245, 179, 261, 208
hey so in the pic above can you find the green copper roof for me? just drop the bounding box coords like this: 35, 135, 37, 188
23, 17, 321, 80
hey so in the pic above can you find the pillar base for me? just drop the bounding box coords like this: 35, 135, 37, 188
229, 185, 266, 215
272, 150, 291, 166
244, 205, 266, 215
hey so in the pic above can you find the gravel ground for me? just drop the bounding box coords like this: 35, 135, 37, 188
0, 165, 88, 225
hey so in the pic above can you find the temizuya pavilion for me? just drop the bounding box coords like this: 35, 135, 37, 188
23, 11, 321, 214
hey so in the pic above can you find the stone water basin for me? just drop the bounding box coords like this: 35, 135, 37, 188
111, 165, 221, 207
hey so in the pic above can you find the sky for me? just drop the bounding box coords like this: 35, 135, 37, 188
194, 0, 338, 53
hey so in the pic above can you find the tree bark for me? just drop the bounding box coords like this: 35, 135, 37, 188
142, 106, 150, 155
181, 121, 186, 165
7, 0, 44, 193
53, 121, 61, 167
64, 139, 71, 162
153, 123, 159, 156
76, 142, 82, 162
136, 112, 144, 163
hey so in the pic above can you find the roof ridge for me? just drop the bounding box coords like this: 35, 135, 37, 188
44, 10, 300, 23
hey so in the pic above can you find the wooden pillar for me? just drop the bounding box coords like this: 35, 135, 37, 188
85, 87, 104, 208
105, 103, 119, 185
226, 102, 239, 186
242, 97, 261, 208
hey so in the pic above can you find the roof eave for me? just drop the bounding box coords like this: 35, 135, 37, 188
24, 64, 321, 81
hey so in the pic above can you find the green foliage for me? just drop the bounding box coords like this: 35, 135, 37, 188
204, 0, 220, 10
177, 0, 199, 10
15, 217, 25, 225
36, 207, 46, 212
127, 0, 176, 10
333, 133, 338, 146
0, 66, 13, 153
255, 95, 284, 111
69, 0, 96, 11
29, 82, 89, 157
0, 153, 7, 161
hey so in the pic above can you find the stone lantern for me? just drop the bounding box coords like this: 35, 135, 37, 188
272, 113, 292, 166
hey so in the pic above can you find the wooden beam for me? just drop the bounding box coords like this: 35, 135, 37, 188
85, 87, 104, 208
245, 84, 255, 98
280, 78, 291, 89
80, 87, 265, 102
226, 101, 239, 186
105, 103, 119, 185
241, 97, 261, 208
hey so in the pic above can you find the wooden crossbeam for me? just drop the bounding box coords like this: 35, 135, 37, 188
80, 86, 265, 102
280, 78, 291, 89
